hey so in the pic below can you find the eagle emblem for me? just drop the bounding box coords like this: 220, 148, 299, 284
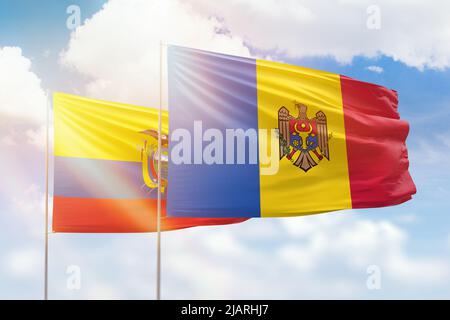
278, 102, 331, 172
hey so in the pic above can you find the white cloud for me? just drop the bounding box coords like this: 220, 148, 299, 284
0, 47, 47, 123
386, 253, 448, 284
3, 247, 41, 279
59, 0, 450, 108
60, 0, 252, 106
279, 216, 449, 285
366, 65, 384, 73
10, 184, 46, 238
10, 212, 446, 300
85, 284, 123, 300
448, 234, 450, 250
395, 214, 417, 224
8, 0, 446, 299
0, 46, 51, 299
436, 132, 450, 149
42, 49, 51, 59
0, 135, 17, 146
25, 125, 47, 149
11, 184, 45, 217
0, 46, 48, 151
190, 0, 450, 70
411, 132, 450, 165
159, 214, 450, 298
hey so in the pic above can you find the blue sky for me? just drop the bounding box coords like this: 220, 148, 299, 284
1, 0, 450, 299
0, 0, 105, 90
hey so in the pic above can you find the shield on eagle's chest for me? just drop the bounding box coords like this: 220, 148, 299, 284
278, 102, 330, 172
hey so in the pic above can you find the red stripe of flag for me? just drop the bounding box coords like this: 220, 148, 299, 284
341, 75, 416, 208
53, 196, 248, 233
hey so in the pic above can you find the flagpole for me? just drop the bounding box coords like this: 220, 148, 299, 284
156, 41, 163, 300
44, 91, 50, 300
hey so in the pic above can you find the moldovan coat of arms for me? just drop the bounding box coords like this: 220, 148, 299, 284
278, 102, 331, 172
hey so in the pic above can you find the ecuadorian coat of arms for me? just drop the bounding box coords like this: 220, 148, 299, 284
278, 102, 331, 172
139, 129, 168, 195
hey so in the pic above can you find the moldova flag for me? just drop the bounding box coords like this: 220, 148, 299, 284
167, 46, 416, 218
52, 93, 247, 232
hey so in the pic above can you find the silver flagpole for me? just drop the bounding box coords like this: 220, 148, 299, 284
156, 41, 163, 300
44, 91, 50, 300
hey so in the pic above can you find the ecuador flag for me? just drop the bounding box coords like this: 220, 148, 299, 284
52, 93, 247, 232
167, 46, 416, 218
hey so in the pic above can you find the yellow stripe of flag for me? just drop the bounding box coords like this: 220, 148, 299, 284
256, 60, 352, 216
54, 92, 167, 162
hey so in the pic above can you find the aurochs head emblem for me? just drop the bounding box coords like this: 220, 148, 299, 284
278, 102, 331, 172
